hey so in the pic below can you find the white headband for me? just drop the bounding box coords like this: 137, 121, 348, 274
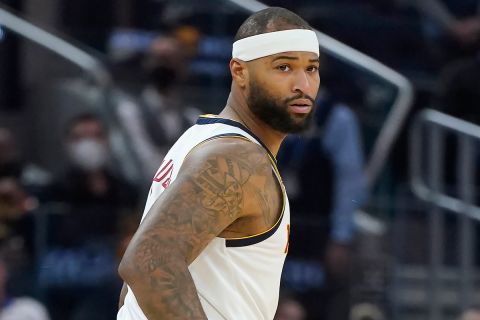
232, 29, 319, 61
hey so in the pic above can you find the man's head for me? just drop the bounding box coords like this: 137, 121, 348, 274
230, 7, 320, 134
64, 113, 109, 171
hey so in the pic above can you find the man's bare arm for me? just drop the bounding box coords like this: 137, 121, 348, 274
118, 139, 274, 320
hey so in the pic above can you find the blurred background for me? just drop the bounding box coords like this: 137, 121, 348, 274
0, 0, 479, 319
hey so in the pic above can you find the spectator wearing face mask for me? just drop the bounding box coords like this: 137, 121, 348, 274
116, 35, 202, 180
48, 113, 138, 243
42, 113, 138, 320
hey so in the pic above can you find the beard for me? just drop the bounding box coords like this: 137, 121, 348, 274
247, 78, 315, 134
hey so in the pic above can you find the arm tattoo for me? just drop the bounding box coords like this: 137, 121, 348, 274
125, 142, 273, 320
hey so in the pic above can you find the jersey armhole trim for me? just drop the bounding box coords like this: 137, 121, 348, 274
224, 147, 286, 247
224, 199, 285, 247
184, 132, 286, 248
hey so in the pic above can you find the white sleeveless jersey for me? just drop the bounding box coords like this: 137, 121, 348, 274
118, 115, 290, 320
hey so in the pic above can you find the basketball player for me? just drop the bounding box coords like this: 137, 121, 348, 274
117, 7, 320, 320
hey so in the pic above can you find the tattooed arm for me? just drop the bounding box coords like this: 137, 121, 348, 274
118, 139, 274, 320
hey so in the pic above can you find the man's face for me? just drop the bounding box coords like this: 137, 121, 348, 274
246, 51, 320, 134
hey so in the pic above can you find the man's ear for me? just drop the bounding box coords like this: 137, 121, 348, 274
230, 59, 248, 88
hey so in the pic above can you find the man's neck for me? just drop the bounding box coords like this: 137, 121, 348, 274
219, 92, 286, 157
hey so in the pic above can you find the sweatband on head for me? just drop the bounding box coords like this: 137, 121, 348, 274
232, 29, 319, 61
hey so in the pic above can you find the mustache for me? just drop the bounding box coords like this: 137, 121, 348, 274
284, 93, 315, 104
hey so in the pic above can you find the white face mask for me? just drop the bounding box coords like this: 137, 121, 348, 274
67, 138, 108, 171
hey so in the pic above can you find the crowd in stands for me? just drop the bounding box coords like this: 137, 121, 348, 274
0, 114, 140, 319
1, 0, 480, 319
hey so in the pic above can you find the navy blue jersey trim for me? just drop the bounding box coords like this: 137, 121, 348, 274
202, 133, 247, 141
195, 117, 285, 247
196, 116, 276, 162
225, 210, 284, 247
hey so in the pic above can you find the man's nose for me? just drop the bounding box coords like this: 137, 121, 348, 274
292, 70, 311, 94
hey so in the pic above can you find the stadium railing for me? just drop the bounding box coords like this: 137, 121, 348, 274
406, 109, 480, 320
0, 4, 143, 185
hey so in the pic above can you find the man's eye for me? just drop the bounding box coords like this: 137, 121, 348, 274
277, 65, 290, 72
307, 66, 319, 73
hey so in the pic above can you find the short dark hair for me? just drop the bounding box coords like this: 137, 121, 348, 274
65, 112, 107, 137
234, 7, 312, 42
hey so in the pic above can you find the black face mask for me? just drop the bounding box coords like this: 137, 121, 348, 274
147, 65, 178, 91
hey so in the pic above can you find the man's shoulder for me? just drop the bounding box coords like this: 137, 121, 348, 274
178, 137, 273, 183
194, 136, 267, 157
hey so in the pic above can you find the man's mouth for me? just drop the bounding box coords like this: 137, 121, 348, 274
288, 99, 312, 114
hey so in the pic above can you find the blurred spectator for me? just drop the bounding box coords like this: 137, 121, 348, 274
274, 292, 307, 320
116, 35, 202, 180
0, 256, 50, 320
172, 25, 201, 59
278, 91, 367, 320
350, 302, 385, 320
0, 178, 35, 243
59, 0, 114, 51
0, 128, 22, 180
41, 113, 137, 320
400, 0, 480, 64
45, 112, 138, 247
436, 56, 480, 124
460, 306, 480, 320
48, 113, 138, 241
0, 128, 51, 197
0, 128, 48, 296
0, 177, 35, 270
